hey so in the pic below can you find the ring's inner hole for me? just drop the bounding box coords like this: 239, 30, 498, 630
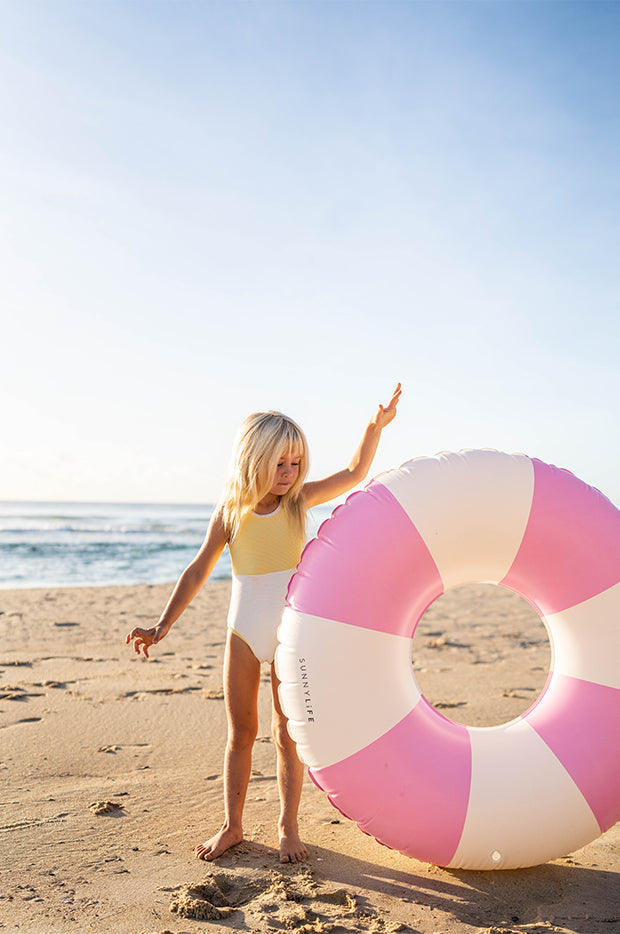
412, 583, 551, 728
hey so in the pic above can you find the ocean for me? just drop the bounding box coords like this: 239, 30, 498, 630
0, 501, 332, 590
0, 501, 226, 589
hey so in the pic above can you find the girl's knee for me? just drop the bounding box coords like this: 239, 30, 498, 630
272, 716, 295, 752
228, 721, 258, 751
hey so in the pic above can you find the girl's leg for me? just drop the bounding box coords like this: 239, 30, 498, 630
271, 664, 309, 863
195, 631, 260, 860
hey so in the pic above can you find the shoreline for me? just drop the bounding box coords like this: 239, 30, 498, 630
0, 577, 231, 593
0, 582, 617, 933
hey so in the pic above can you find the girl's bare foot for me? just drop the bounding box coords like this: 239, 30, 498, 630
194, 824, 243, 861
279, 826, 309, 863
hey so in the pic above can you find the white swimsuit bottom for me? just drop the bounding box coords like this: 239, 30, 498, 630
227, 568, 295, 664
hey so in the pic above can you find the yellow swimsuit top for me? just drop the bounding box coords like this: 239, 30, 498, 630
228, 505, 305, 576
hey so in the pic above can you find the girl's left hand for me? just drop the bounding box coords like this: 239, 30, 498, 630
373, 382, 402, 428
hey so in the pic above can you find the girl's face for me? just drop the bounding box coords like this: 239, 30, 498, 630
269, 448, 301, 496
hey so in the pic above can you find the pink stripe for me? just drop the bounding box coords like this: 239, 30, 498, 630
526, 674, 620, 832
288, 482, 443, 637
309, 700, 471, 866
502, 459, 620, 615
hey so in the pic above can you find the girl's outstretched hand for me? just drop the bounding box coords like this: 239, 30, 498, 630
125, 624, 167, 659
372, 382, 402, 429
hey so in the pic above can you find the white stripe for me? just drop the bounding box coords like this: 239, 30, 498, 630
377, 450, 535, 589
544, 581, 620, 689
275, 609, 419, 769
448, 720, 600, 870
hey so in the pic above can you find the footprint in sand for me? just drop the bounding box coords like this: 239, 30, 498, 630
169, 867, 312, 921
169, 865, 406, 932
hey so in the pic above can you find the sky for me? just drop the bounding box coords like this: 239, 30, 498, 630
1, 0, 619, 506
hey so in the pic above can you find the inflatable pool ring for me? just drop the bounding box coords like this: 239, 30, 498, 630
275, 450, 620, 870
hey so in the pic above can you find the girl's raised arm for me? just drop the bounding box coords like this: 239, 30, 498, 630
125, 508, 228, 658
303, 382, 402, 509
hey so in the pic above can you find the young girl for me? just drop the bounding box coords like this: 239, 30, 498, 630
126, 384, 401, 863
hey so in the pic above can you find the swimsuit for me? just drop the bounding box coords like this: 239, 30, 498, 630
227, 504, 305, 663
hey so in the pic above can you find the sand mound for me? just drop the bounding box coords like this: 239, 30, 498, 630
170, 863, 408, 931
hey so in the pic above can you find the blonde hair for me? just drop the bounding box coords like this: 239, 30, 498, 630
219, 411, 309, 542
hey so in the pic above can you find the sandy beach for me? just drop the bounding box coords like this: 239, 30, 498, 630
0, 581, 617, 934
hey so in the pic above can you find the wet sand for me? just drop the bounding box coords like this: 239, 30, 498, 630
0, 582, 617, 934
